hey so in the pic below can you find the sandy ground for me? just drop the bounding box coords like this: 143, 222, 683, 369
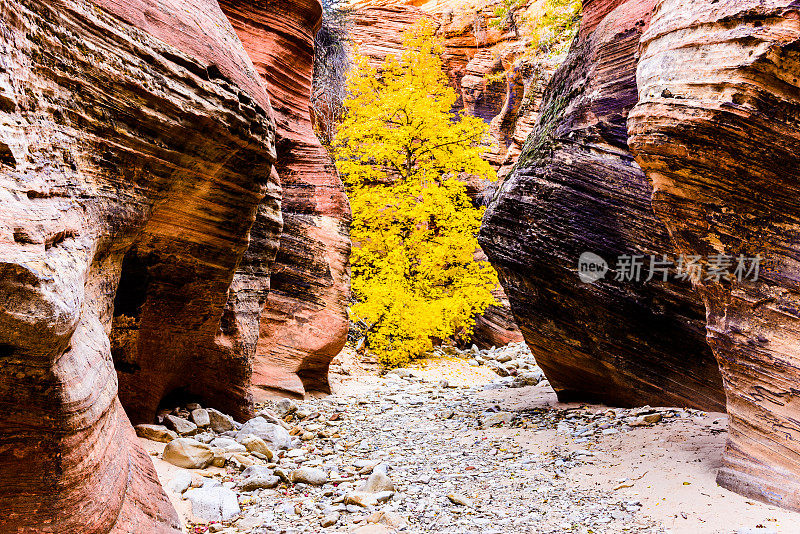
145, 353, 800, 533
334, 355, 800, 533
477, 382, 800, 533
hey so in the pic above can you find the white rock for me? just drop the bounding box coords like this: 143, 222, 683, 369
236, 417, 292, 450
210, 437, 246, 452
359, 471, 395, 493
184, 486, 240, 523
167, 470, 192, 494
191, 408, 210, 428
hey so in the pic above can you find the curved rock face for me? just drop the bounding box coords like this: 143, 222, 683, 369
628, 0, 800, 510
0, 0, 279, 531
479, 0, 726, 410
221, 0, 352, 399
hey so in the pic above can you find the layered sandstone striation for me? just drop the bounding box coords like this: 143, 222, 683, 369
0, 0, 283, 531
479, 0, 726, 411
221, 0, 352, 400
351, 1, 427, 68
628, 0, 800, 510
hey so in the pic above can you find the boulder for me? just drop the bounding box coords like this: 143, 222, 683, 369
135, 424, 178, 443
164, 415, 199, 436
207, 408, 236, 434
191, 409, 210, 428
184, 486, 241, 523
163, 439, 214, 470
236, 417, 292, 450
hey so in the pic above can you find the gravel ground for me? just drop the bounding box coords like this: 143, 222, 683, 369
142, 346, 800, 534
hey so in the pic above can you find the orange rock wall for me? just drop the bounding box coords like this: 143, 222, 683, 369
221, 0, 352, 399
0, 0, 280, 530
628, 0, 800, 510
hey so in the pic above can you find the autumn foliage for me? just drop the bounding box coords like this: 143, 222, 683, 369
334, 21, 499, 367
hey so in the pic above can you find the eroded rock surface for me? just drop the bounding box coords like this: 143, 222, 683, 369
0, 0, 279, 530
628, 0, 800, 510
479, 0, 726, 411
221, 0, 352, 399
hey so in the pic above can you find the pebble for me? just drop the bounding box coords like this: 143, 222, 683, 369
350, 525, 394, 534
275, 398, 299, 417
447, 492, 473, 507
321, 512, 340, 527
236, 417, 292, 450
240, 474, 280, 491
359, 471, 395, 493
238, 434, 275, 460
291, 466, 328, 486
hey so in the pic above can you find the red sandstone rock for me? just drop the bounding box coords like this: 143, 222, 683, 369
0, 0, 280, 530
628, 0, 800, 511
351, 1, 428, 69
479, 0, 726, 410
221, 0, 352, 399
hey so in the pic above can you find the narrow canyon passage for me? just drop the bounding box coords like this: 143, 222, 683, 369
3, 0, 800, 531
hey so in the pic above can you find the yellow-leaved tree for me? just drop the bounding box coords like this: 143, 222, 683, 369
333, 21, 499, 367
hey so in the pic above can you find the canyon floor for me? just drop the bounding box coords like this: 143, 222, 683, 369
143, 349, 800, 534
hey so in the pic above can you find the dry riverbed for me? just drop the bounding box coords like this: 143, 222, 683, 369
141, 346, 800, 534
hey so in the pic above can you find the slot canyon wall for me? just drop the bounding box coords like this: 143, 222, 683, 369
220, 0, 352, 400
628, 0, 800, 512
478, 0, 726, 411
0, 0, 348, 531
480, 0, 800, 512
